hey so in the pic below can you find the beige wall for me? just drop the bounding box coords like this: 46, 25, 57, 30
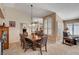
56, 14, 64, 43
0, 5, 31, 43
43, 13, 57, 43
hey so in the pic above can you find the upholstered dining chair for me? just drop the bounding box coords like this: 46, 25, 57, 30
19, 34, 24, 48
35, 35, 48, 55
20, 34, 35, 52
20, 34, 29, 51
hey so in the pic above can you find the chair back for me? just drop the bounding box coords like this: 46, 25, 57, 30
40, 35, 48, 46
19, 34, 22, 42
20, 34, 26, 43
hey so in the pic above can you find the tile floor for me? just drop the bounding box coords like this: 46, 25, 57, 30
3, 41, 79, 55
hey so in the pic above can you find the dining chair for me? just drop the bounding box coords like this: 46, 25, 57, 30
35, 35, 48, 55
20, 34, 35, 52
19, 34, 24, 48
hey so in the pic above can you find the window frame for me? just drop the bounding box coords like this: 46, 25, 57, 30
67, 23, 79, 36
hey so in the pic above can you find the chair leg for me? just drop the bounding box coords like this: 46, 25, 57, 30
22, 43, 24, 49
45, 45, 47, 52
21, 42, 22, 46
62, 39, 65, 44
24, 48, 27, 52
21, 42, 23, 48
40, 47, 42, 55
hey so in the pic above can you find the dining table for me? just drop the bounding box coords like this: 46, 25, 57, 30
26, 34, 42, 49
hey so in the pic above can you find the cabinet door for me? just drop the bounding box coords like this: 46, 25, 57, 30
0, 29, 3, 39
0, 27, 9, 49
0, 30, 2, 39
3, 28, 9, 49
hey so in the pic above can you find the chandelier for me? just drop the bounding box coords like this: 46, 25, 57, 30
30, 4, 38, 27
30, 4, 36, 33
30, 5, 33, 23
29, 4, 43, 33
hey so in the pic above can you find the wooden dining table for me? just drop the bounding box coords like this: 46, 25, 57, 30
26, 34, 42, 49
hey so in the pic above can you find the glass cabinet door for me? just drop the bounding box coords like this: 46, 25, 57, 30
0, 27, 9, 49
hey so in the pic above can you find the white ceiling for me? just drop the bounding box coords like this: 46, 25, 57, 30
33, 3, 79, 20
2, 3, 79, 20
3, 3, 54, 18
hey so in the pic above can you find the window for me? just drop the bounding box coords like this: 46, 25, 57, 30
67, 24, 73, 35
44, 19, 48, 34
74, 23, 79, 35
44, 17, 52, 35
67, 23, 79, 35
31, 18, 43, 32
47, 17, 52, 35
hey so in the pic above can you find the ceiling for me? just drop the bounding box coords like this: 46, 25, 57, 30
2, 3, 79, 20
2, 3, 54, 18
34, 3, 79, 20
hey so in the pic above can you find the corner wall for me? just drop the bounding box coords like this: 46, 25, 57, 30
43, 13, 64, 44
43, 13, 57, 43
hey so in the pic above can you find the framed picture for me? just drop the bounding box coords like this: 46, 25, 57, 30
9, 21, 16, 27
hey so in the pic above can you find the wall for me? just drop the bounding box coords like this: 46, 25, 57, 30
0, 5, 31, 43
56, 14, 64, 44
43, 13, 57, 43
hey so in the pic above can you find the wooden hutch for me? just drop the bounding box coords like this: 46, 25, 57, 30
0, 26, 9, 49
